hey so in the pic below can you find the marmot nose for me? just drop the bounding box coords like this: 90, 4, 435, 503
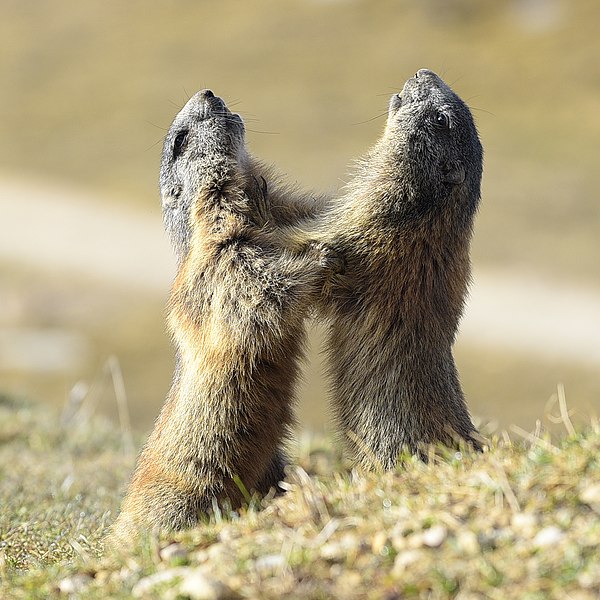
415, 69, 438, 80
199, 89, 214, 99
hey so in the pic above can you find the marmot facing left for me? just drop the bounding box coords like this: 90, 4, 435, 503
278, 69, 483, 467
110, 90, 340, 541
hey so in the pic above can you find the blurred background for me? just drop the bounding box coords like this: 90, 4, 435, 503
1, 0, 599, 440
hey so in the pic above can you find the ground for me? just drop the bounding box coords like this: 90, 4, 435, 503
1, 394, 599, 599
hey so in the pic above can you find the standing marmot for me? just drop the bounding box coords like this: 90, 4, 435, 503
278, 69, 483, 467
110, 90, 340, 541
159, 94, 329, 497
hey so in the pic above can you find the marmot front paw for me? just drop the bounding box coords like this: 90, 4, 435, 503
309, 241, 346, 275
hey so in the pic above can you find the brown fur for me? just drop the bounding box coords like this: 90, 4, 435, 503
276, 70, 484, 467
109, 91, 338, 543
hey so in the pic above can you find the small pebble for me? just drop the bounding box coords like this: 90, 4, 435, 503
179, 568, 237, 600
132, 568, 187, 597
580, 483, 600, 506
406, 532, 424, 549
218, 526, 241, 542
94, 570, 110, 585
456, 530, 480, 555
511, 512, 538, 537
58, 574, 93, 594
422, 525, 447, 548
454, 593, 486, 600
566, 592, 597, 600
371, 531, 388, 555
205, 543, 228, 562
533, 526, 564, 547
321, 542, 344, 561
329, 564, 343, 577
393, 549, 424, 574
340, 570, 362, 589
578, 570, 600, 590
254, 554, 286, 576
320, 535, 359, 561
391, 533, 407, 551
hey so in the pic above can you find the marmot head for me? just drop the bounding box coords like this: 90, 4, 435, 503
159, 90, 247, 261
382, 69, 483, 221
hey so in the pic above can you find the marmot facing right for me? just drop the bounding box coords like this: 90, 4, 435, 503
159, 94, 331, 495
280, 69, 483, 467
110, 90, 339, 541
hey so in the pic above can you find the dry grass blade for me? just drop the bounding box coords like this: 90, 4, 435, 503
107, 355, 135, 456
509, 424, 560, 454
557, 383, 576, 437
491, 460, 521, 513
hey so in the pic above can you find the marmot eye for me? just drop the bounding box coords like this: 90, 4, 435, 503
434, 112, 450, 129
172, 130, 188, 159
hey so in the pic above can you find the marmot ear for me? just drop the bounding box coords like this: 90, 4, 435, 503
442, 160, 465, 185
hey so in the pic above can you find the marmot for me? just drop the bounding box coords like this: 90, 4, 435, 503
278, 69, 484, 467
110, 90, 340, 541
159, 94, 329, 498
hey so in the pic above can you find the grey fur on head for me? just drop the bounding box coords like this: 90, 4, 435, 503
364, 68, 483, 225
159, 90, 248, 262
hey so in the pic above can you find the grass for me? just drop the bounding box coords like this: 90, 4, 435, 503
1, 394, 599, 599
0, 394, 132, 574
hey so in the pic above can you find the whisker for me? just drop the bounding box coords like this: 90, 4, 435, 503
145, 120, 169, 131
351, 111, 388, 126
246, 128, 280, 135
465, 96, 495, 116
448, 74, 465, 88
219, 114, 262, 125
145, 135, 167, 153
469, 106, 495, 117
219, 115, 259, 124
376, 85, 401, 96
237, 117, 261, 123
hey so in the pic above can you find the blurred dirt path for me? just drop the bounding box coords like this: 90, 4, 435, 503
463, 269, 600, 366
0, 176, 175, 291
2, 176, 599, 365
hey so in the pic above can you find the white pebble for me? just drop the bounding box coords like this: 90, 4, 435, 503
456, 530, 480, 555
58, 574, 93, 594
132, 568, 186, 597
179, 569, 235, 600
511, 512, 538, 537
393, 549, 424, 574
422, 525, 447, 548
160, 542, 188, 563
580, 483, 600, 506
132, 567, 234, 600
533, 526, 564, 547
254, 554, 286, 576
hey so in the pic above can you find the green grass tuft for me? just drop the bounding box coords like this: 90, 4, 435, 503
1, 397, 599, 598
